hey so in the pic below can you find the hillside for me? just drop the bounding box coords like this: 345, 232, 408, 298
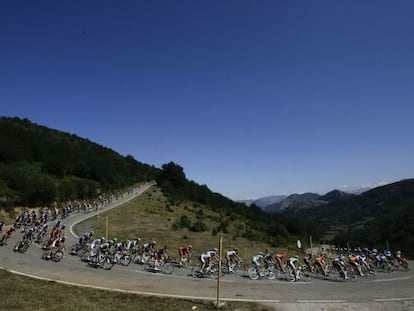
263, 192, 326, 213
238, 195, 287, 208
284, 179, 414, 256
0, 116, 319, 247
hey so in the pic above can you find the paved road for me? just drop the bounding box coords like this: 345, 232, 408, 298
1, 185, 413, 310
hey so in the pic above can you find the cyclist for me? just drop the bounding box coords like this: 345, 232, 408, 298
141, 241, 157, 263
78, 231, 93, 247
288, 255, 301, 281
0, 227, 15, 244
225, 248, 241, 272
383, 250, 394, 265
45, 236, 66, 259
98, 238, 116, 261
303, 253, 314, 273
36, 223, 49, 241
199, 248, 217, 273
251, 252, 265, 275
349, 254, 364, 276
315, 253, 328, 276
126, 238, 141, 251
333, 255, 349, 279
178, 245, 192, 267
393, 250, 408, 268
275, 251, 287, 271
154, 246, 169, 270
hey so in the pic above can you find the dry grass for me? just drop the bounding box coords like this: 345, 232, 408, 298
73, 186, 277, 263
0, 269, 270, 311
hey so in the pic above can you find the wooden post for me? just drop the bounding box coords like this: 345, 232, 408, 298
309, 236, 313, 256
216, 235, 223, 308
105, 216, 109, 240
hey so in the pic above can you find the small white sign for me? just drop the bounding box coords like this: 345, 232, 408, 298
297, 240, 302, 249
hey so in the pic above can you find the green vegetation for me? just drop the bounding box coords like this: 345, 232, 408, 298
290, 179, 414, 257
74, 186, 293, 261
0, 116, 320, 248
0, 269, 268, 311
0, 116, 157, 209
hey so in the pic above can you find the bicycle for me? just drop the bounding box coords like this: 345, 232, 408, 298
327, 264, 357, 282
88, 253, 116, 270
114, 251, 133, 266
177, 255, 193, 268
192, 263, 220, 278
70, 243, 90, 257
248, 265, 275, 280
13, 239, 30, 253
41, 248, 64, 262
222, 259, 245, 275
144, 257, 175, 275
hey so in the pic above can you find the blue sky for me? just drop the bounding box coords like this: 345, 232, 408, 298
1, 1, 414, 200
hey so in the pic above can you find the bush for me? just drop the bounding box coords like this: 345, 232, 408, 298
190, 220, 208, 232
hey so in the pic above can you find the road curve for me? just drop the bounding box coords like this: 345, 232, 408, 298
1, 185, 413, 310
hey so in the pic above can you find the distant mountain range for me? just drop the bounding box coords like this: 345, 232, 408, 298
238, 195, 287, 208
239, 189, 356, 212
242, 179, 414, 256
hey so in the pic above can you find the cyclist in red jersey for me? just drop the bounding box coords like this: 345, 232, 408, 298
178, 245, 192, 267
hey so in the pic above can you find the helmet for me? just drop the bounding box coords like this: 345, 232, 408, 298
152, 241, 157, 244
340, 255, 345, 261
294, 255, 299, 260
259, 252, 264, 256
188, 245, 192, 249
213, 248, 218, 252
113, 238, 118, 242
90, 231, 94, 236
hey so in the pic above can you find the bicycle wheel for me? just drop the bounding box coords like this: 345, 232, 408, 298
143, 262, 153, 271
299, 270, 311, 282
235, 264, 246, 275
248, 267, 260, 280
69, 244, 78, 255
266, 270, 276, 280
161, 262, 174, 275
101, 255, 116, 270
118, 254, 132, 266
132, 253, 142, 264
191, 267, 203, 278
347, 267, 358, 282
52, 250, 64, 262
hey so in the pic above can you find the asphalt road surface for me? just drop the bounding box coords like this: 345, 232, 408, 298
1, 185, 413, 311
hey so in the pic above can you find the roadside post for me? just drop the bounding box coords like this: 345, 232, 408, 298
309, 236, 313, 255
216, 235, 223, 308
105, 216, 108, 240
297, 239, 302, 255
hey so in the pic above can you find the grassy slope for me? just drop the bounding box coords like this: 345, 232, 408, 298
73, 186, 285, 264
0, 269, 268, 311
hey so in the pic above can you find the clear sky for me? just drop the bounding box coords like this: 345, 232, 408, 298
1, 1, 414, 200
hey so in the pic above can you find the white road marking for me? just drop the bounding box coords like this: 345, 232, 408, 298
297, 300, 348, 303
4, 268, 281, 303
374, 297, 414, 302
369, 275, 413, 282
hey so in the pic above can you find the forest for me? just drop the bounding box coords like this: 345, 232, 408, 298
0, 116, 319, 247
